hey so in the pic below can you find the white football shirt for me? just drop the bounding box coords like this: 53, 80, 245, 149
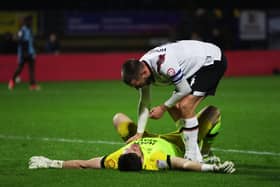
140, 40, 222, 86
136, 40, 222, 133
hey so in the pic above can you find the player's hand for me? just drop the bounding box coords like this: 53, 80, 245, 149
149, 105, 167, 119
29, 156, 52, 169
213, 161, 236, 174
126, 133, 143, 144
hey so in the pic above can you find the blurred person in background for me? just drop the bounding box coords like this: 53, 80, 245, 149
8, 15, 40, 91
45, 32, 60, 55
121, 40, 227, 163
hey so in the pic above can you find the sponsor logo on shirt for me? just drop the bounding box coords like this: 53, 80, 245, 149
156, 54, 165, 74
190, 76, 196, 86
167, 68, 176, 77
106, 159, 116, 168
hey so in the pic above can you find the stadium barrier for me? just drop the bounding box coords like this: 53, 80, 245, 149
0, 50, 280, 82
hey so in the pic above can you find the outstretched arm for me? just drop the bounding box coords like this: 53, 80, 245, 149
170, 156, 236, 174
63, 157, 102, 169
170, 156, 202, 171
29, 156, 103, 169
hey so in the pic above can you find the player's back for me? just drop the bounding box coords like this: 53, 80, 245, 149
17, 25, 35, 55
137, 137, 182, 157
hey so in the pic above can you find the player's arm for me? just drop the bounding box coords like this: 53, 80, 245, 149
164, 79, 192, 108
159, 56, 192, 108
126, 85, 150, 143
137, 85, 150, 133
29, 156, 104, 169
170, 156, 236, 174
17, 30, 29, 57
162, 59, 192, 108
170, 156, 201, 171
149, 60, 191, 119
63, 157, 103, 169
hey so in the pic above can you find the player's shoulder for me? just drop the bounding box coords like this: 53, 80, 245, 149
103, 146, 126, 169
18, 26, 27, 35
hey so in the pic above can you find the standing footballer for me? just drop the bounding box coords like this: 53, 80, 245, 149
121, 40, 227, 162
8, 15, 40, 91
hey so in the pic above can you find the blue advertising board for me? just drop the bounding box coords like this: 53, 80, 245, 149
65, 11, 181, 35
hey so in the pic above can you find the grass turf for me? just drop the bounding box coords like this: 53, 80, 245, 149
0, 76, 280, 187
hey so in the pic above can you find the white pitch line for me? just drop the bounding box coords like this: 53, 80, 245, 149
1, 134, 280, 157
0, 134, 123, 145
212, 148, 280, 156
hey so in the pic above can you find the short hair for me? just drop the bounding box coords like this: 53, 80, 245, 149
23, 15, 33, 27
121, 59, 143, 86
118, 153, 142, 171
24, 15, 33, 23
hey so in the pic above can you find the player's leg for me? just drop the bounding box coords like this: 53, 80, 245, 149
9, 61, 25, 90
158, 105, 221, 157
164, 91, 205, 162
197, 105, 221, 155
178, 95, 204, 162
179, 53, 227, 161
28, 57, 40, 90
112, 113, 156, 142
28, 57, 35, 84
12, 63, 25, 80
160, 95, 204, 162
112, 113, 136, 142
166, 103, 182, 122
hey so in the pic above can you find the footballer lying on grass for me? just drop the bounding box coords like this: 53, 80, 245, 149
29, 106, 235, 174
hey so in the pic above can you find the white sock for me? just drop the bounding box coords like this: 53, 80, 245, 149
195, 144, 203, 162
183, 117, 202, 161
201, 164, 214, 172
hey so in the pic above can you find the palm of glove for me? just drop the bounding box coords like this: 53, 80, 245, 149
29, 156, 52, 169
213, 161, 236, 174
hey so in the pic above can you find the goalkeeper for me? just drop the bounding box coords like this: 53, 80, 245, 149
29, 105, 235, 173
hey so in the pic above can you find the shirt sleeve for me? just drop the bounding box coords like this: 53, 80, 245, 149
159, 57, 192, 108
144, 151, 170, 170
137, 85, 151, 133
164, 79, 192, 108
102, 148, 123, 169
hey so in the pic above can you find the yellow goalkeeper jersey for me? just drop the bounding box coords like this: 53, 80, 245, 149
101, 137, 183, 171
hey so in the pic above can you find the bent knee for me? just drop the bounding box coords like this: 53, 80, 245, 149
204, 105, 221, 118
113, 113, 132, 128
113, 113, 124, 127
178, 103, 195, 117
179, 95, 203, 116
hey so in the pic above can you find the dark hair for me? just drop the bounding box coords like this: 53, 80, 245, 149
121, 59, 143, 86
118, 153, 142, 171
23, 15, 33, 27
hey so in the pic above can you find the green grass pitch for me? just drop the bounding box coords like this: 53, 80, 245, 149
0, 76, 280, 187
